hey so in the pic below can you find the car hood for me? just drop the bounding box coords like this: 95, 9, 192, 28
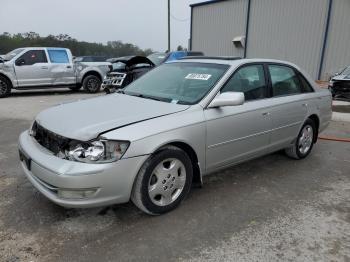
35, 94, 189, 141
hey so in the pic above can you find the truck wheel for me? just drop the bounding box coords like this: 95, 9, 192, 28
83, 75, 101, 93
0, 75, 11, 98
69, 84, 82, 92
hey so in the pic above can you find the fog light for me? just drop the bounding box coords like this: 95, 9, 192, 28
57, 189, 97, 199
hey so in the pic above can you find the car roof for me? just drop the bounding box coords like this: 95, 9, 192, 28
21, 47, 68, 49
170, 57, 301, 70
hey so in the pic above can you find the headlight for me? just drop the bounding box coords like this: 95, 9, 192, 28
66, 139, 129, 163
329, 80, 334, 87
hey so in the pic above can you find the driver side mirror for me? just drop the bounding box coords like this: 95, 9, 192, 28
15, 58, 25, 66
208, 92, 245, 108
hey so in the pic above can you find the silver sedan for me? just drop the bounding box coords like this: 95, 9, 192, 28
18, 58, 332, 215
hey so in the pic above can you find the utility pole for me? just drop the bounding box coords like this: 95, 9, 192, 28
168, 0, 170, 52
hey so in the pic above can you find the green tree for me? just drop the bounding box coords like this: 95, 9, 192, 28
0, 32, 154, 58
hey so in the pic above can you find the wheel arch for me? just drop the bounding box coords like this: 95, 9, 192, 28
0, 73, 14, 88
82, 70, 103, 83
308, 114, 320, 143
154, 141, 203, 187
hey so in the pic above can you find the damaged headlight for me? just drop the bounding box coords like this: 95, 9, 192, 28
65, 139, 129, 163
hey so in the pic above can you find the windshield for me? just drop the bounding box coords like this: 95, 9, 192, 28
124, 62, 229, 105
147, 53, 168, 66
3, 48, 24, 61
341, 66, 350, 76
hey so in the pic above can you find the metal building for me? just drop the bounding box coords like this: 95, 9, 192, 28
189, 0, 350, 80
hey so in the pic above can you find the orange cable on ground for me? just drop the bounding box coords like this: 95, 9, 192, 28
318, 135, 350, 142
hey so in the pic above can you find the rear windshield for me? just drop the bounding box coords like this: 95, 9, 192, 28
124, 62, 229, 105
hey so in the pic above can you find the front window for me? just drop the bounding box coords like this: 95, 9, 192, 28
3, 48, 24, 61
124, 62, 229, 105
16, 50, 47, 65
221, 64, 267, 101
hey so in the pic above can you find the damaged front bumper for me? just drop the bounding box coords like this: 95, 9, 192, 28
101, 72, 127, 89
18, 131, 148, 208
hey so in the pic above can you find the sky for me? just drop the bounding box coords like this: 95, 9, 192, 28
0, 0, 204, 52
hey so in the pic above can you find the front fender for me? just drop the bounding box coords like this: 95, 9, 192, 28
75, 62, 111, 83
0, 62, 17, 87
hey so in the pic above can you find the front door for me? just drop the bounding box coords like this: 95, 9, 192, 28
204, 64, 272, 172
14, 49, 51, 87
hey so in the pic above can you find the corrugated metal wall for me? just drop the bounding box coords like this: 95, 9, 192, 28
191, 0, 247, 57
192, 0, 350, 79
322, 0, 350, 79
246, 0, 328, 79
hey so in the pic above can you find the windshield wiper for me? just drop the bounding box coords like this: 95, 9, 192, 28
126, 92, 171, 103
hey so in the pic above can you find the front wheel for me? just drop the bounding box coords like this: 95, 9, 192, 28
131, 146, 193, 215
83, 75, 101, 93
0, 76, 12, 98
285, 119, 316, 159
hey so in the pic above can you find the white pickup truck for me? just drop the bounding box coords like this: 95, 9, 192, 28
0, 47, 111, 98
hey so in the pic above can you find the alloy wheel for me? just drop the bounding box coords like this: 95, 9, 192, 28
148, 158, 187, 206
298, 124, 313, 154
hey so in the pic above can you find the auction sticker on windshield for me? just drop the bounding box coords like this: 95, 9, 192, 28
185, 73, 212, 81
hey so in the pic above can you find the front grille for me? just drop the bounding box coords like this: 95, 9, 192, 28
32, 122, 70, 155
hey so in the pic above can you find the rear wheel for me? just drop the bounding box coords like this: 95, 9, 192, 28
285, 118, 316, 159
83, 75, 101, 93
0, 76, 11, 98
131, 146, 193, 215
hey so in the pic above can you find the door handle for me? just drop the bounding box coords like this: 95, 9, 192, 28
302, 103, 308, 107
67, 65, 72, 68
262, 112, 270, 116
41, 66, 48, 69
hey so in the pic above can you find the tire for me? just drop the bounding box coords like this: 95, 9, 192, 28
69, 84, 81, 92
82, 75, 101, 93
0, 75, 12, 98
131, 146, 193, 215
285, 118, 316, 160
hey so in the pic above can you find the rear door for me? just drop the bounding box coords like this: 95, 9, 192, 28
46, 49, 75, 85
14, 49, 51, 87
266, 64, 308, 149
204, 64, 272, 172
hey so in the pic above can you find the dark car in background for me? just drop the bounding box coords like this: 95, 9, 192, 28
147, 51, 204, 66
329, 65, 350, 99
102, 56, 155, 92
74, 56, 108, 62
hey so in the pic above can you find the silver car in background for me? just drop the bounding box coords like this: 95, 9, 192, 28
18, 57, 332, 215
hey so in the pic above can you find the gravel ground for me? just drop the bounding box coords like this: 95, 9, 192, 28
0, 90, 349, 262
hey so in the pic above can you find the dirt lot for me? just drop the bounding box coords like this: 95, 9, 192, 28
0, 89, 349, 262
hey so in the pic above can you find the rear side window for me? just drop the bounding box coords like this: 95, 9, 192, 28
298, 74, 314, 93
48, 49, 69, 63
17, 50, 47, 65
221, 64, 267, 101
268, 65, 301, 96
